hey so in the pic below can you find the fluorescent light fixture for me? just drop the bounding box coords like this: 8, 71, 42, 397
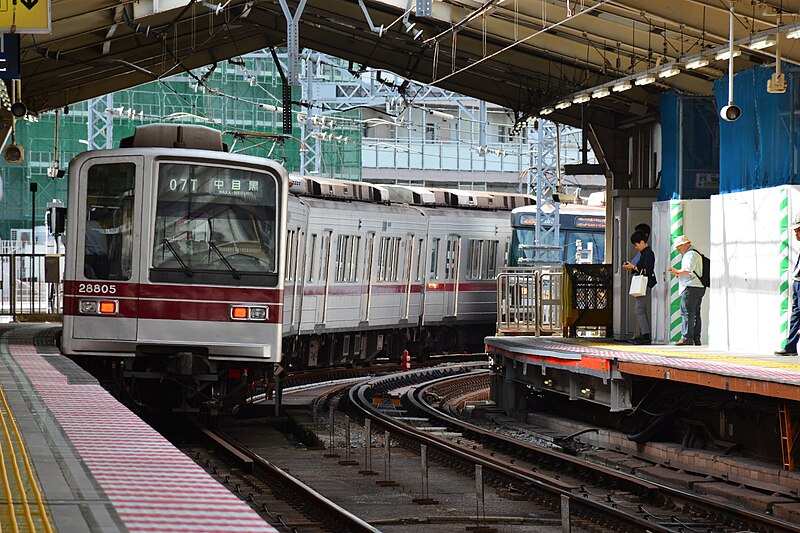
540, 107, 554, 115
634, 74, 656, 86
748, 36, 776, 50
658, 67, 680, 78
572, 93, 591, 104
592, 88, 610, 99
715, 48, 741, 61
612, 81, 632, 92
685, 57, 710, 70
555, 100, 572, 110
787, 27, 800, 40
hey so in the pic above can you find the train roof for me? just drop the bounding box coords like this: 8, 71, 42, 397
289, 175, 534, 211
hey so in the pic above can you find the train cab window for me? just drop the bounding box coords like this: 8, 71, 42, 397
150, 163, 278, 286
84, 163, 136, 281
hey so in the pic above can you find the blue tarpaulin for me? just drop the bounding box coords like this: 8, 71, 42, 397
714, 63, 797, 193
658, 92, 719, 201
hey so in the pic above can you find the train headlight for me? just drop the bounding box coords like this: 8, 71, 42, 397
79, 299, 118, 315
230, 305, 268, 321
79, 300, 98, 314
249, 307, 267, 320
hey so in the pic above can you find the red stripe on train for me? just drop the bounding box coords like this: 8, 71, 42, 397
63, 296, 282, 323
63, 281, 282, 303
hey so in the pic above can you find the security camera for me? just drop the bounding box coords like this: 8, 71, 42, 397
720, 104, 741, 122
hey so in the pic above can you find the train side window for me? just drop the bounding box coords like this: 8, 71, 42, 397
429, 238, 440, 279
307, 233, 317, 282
486, 240, 498, 278
467, 239, 482, 280
286, 229, 296, 281
349, 236, 360, 282
416, 238, 424, 282
84, 163, 136, 281
320, 231, 332, 282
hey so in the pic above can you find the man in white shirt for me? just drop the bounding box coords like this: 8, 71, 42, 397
668, 235, 705, 346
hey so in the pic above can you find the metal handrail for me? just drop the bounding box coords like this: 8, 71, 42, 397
0, 253, 64, 320
496, 267, 562, 336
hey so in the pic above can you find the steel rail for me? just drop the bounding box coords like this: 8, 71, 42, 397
198, 423, 381, 533
411, 371, 800, 533
348, 366, 677, 533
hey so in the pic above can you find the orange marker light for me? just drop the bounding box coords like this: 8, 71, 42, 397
232, 306, 248, 319
426, 282, 439, 290
99, 301, 117, 314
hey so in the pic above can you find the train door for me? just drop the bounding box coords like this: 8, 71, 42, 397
415, 237, 426, 323
360, 232, 376, 324
444, 235, 462, 317
402, 235, 414, 320
316, 229, 333, 325
70, 157, 142, 342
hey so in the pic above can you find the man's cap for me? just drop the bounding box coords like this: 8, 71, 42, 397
792, 213, 800, 230
673, 235, 691, 249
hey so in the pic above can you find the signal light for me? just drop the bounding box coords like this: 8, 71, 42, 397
231, 306, 248, 319
4, 144, 23, 163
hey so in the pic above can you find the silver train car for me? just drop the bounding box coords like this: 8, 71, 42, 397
61, 124, 288, 407
60, 123, 546, 406
282, 180, 527, 368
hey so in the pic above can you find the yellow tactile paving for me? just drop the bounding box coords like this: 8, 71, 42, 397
559, 339, 800, 372
0, 384, 53, 533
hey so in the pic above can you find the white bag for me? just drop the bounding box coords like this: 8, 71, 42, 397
629, 272, 648, 297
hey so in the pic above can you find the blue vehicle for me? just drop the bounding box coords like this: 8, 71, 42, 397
508, 202, 606, 266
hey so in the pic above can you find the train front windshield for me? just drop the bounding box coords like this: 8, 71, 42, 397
150, 162, 278, 286
509, 211, 605, 266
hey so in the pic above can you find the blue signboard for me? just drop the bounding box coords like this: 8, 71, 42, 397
0, 34, 21, 80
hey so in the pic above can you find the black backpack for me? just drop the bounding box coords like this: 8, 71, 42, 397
692, 250, 711, 288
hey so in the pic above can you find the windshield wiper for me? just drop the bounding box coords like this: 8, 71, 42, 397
161, 239, 194, 277
208, 241, 241, 279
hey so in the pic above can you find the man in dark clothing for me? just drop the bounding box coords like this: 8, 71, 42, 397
623, 230, 656, 345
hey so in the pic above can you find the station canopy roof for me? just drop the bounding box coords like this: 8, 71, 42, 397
18, 1, 800, 128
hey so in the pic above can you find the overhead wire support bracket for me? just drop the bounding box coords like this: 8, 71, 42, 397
358, 0, 385, 37
278, 0, 308, 86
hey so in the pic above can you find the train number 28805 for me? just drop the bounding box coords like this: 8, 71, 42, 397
78, 283, 117, 294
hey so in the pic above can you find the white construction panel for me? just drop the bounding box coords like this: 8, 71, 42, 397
709, 186, 795, 353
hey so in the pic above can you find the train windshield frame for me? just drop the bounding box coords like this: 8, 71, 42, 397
149, 161, 279, 287
509, 211, 605, 266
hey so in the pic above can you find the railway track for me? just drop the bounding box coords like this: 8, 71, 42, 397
347, 365, 800, 533
175, 420, 380, 533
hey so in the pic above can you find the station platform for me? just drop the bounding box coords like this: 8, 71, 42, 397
0, 323, 277, 532
485, 336, 800, 406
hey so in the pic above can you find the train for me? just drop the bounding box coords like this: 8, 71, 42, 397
59, 124, 605, 409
